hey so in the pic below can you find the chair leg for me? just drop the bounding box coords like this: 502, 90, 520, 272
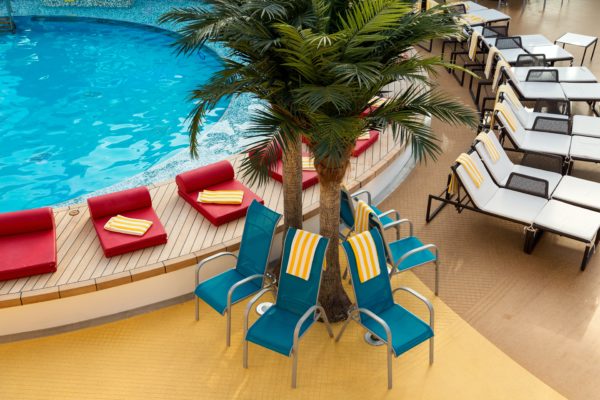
195, 297, 199, 321
387, 347, 393, 389
226, 308, 232, 347
291, 350, 298, 388
319, 309, 334, 338
434, 261, 440, 296
335, 316, 352, 342
429, 337, 435, 365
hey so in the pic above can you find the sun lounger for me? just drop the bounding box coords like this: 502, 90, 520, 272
176, 160, 264, 226
0, 207, 57, 281
87, 186, 167, 257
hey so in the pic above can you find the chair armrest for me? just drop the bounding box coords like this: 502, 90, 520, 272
379, 209, 401, 222
351, 189, 373, 205
196, 252, 238, 286
394, 244, 439, 271
227, 274, 265, 309
392, 286, 435, 329
353, 307, 393, 344
382, 218, 414, 237
293, 305, 320, 350
243, 287, 277, 335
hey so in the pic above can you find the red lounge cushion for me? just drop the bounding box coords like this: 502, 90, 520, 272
179, 180, 264, 226
269, 159, 319, 190
87, 187, 167, 257
91, 207, 167, 257
352, 130, 380, 157
0, 208, 56, 281
176, 160, 235, 194
87, 187, 152, 220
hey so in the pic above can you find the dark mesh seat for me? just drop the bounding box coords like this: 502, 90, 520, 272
495, 36, 523, 50
515, 54, 547, 67
526, 69, 559, 82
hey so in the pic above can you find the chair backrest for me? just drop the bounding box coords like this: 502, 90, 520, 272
515, 54, 546, 67
482, 26, 508, 38
495, 36, 522, 49
340, 186, 355, 229
525, 68, 559, 83
453, 151, 499, 209
236, 201, 282, 278
342, 228, 395, 318
474, 132, 515, 185
276, 228, 329, 316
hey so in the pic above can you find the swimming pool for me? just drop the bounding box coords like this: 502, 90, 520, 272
0, 16, 232, 212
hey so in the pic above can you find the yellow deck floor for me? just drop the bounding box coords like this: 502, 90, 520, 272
0, 271, 563, 400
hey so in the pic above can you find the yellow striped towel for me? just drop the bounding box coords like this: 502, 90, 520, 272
457, 153, 484, 187
468, 30, 480, 60
198, 190, 244, 205
476, 131, 500, 163
495, 84, 522, 110
370, 96, 387, 108
285, 229, 322, 280
355, 200, 375, 233
348, 231, 381, 283
104, 215, 153, 236
492, 102, 517, 133
484, 47, 501, 79
358, 131, 371, 141
492, 58, 511, 92
302, 156, 316, 171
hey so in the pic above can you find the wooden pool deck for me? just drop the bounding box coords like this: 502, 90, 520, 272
0, 132, 406, 308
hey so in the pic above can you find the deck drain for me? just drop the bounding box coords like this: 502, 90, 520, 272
364, 332, 385, 346
68, 209, 80, 216
256, 302, 273, 316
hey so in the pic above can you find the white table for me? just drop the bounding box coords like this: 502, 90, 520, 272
561, 83, 600, 116
470, 8, 511, 24
513, 81, 567, 101
462, 1, 488, 12
572, 116, 600, 138
485, 34, 553, 48
511, 67, 597, 83
498, 48, 529, 64
524, 45, 574, 65
555, 33, 598, 66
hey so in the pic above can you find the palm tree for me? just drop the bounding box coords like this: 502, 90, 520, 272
163, 0, 478, 320
260, 0, 479, 319
160, 0, 322, 238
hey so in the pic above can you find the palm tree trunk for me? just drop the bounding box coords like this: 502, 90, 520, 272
316, 158, 351, 322
281, 135, 304, 231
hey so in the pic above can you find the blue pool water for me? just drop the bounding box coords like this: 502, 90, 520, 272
0, 17, 230, 212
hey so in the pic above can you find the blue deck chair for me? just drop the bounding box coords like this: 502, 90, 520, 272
369, 211, 440, 295
337, 228, 434, 389
194, 200, 281, 346
340, 186, 401, 240
243, 228, 333, 388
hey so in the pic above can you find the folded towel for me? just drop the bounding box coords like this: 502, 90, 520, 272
492, 102, 517, 133
495, 84, 522, 110
484, 47, 501, 79
492, 58, 511, 92
358, 131, 372, 141
468, 30, 480, 61
348, 231, 382, 283
302, 157, 316, 171
104, 215, 153, 236
476, 131, 500, 163
355, 200, 375, 233
459, 14, 485, 26
198, 190, 244, 205
451, 153, 484, 194
285, 229, 322, 280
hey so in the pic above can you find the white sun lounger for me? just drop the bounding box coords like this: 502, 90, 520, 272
452, 152, 600, 270
474, 131, 600, 213
503, 93, 569, 130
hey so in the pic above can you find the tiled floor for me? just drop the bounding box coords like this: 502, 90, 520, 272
0, 272, 563, 400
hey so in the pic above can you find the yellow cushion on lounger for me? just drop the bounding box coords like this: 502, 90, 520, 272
104, 215, 153, 236
348, 231, 382, 283
302, 157, 316, 171
197, 190, 244, 205
285, 229, 322, 280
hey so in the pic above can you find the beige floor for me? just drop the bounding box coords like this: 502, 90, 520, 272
383, 1, 600, 399
0, 271, 564, 400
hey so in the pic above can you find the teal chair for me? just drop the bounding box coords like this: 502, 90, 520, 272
337, 228, 434, 389
369, 211, 440, 295
340, 186, 401, 240
194, 200, 281, 346
243, 228, 333, 388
